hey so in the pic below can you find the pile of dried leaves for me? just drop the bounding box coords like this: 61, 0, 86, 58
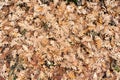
0, 0, 120, 80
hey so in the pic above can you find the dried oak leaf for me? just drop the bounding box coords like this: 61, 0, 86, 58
41, 37, 49, 47
94, 36, 103, 49
0, 75, 5, 80
53, 67, 65, 80
67, 71, 76, 79
79, 26, 95, 37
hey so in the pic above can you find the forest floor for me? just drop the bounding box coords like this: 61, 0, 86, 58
0, 0, 120, 80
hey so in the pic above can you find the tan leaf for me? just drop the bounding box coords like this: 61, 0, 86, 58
41, 37, 49, 47
88, 26, 95, 31
94, 36, 102, 49
98, 16, 103, 24
37, 7, 43, 11
68, 71, 75, 79
110, 37, 115, 47
79, 26, 95, 37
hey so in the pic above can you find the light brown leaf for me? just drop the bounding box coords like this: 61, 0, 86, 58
94, 36, 102, 49
68, 71, 75, 79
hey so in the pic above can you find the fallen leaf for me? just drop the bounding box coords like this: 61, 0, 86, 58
94, 36, 102, 49
0, 75, 5, 80
68, 71, 75, 79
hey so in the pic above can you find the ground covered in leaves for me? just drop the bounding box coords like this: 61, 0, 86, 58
0, 0, 120, 80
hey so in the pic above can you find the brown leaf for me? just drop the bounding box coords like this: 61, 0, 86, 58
53, 67, 65, 80
41, 37, 49, 47
94, 36, 102, 49
0, 75, 5, 80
